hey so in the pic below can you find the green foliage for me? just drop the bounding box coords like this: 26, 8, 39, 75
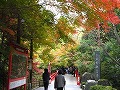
101, 60, 120, 89
98, 79, 111, 86
114, 9, 120, 17
60, 30, 97, 74
0, 45, 10, 59
93, 29, 120, 89
90, 85, 117, 90
0, 43, 10, 89
87, 61, 95, 73
56, 16, 75, 44
100, 28, 120, 89
77, 62, 88, 75
0, 0, 57, 49
74, 31, 97, 74
39, 47, 54, 67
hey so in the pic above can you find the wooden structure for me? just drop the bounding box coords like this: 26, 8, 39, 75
6, 42, 28, 90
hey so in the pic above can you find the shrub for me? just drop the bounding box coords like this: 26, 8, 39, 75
98, 79, 111, 86
90, 85, 117, 90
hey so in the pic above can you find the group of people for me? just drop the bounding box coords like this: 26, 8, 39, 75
42, 69, 66, 90
67, 66, 76, 76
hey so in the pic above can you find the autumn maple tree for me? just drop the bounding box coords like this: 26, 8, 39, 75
62, 0, 120, 30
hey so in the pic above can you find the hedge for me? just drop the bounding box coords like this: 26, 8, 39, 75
90, 85, 117, 90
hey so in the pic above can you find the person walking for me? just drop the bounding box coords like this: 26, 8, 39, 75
42, 68, 50, 90
54, 69, 66, 90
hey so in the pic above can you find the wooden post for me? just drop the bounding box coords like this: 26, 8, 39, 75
28, 38, 33, 90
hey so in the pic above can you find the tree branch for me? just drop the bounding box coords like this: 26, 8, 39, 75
101, 44, 120, 66
112, 25, 120, 45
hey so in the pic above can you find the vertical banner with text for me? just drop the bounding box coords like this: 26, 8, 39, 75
95, 51, 100, 80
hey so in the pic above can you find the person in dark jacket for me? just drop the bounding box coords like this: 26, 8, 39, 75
54, 69, 66, 90
42, 68, 50, 90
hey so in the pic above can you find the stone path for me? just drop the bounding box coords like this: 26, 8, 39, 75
34, 74, 82, 90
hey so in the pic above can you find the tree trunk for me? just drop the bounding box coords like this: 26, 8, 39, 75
29, 38, 33, 89
17, 14, 21, 44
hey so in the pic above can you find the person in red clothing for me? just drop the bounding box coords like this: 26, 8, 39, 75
54, 69, 66, 90
42, 69, 50, 90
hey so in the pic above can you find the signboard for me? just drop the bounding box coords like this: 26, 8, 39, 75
7, 43, 28, 90
9, 78, 26, 89
10, 53, 27, 79
95, 51, 100, 80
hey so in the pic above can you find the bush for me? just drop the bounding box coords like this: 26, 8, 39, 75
98, 79, 111, 86
85, 80, 97, 90
90, 85, 117, 90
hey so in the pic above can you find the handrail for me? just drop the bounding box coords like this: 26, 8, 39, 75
75, 70, 81, 85
50, 71, 58, 83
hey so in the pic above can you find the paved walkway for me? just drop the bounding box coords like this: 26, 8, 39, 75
34, 74, 82, 90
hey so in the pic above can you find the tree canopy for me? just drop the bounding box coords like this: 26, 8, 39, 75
0, 0, 120, 89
